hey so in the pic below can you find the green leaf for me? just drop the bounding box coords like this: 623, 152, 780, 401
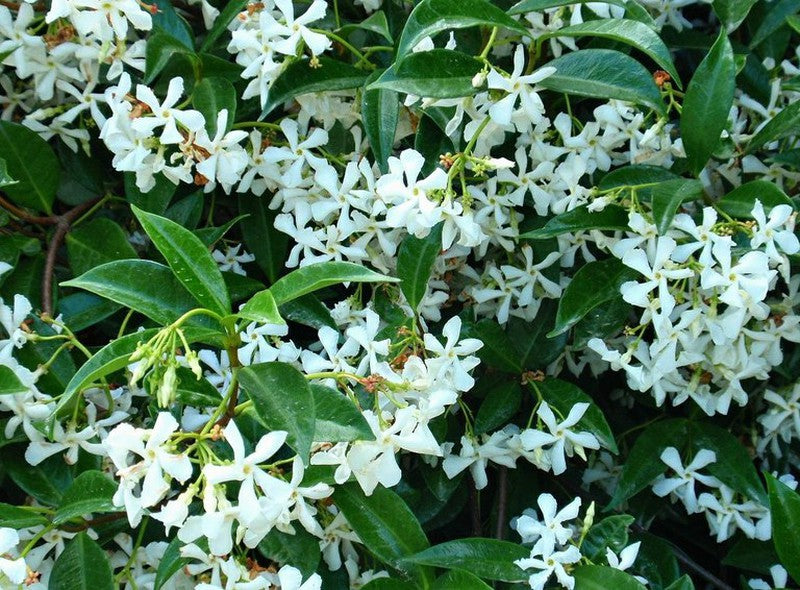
132, 205, 230, 315
541, 19, 680, 86
4, 453, 72, 506
269, 261, 399, 306
0, 121, 60, 214
0, 157, 17, 188
62, 260, 198, 325
54, 470, 117, 525
145, 31, 198, 84
665, 575, 695, 590
572, 565, 647, 590
340, 10, 394, 42
651, 178, 704, 235
581, 515, 634, 561
237, 289, 285, 325
15, 318, 76, 393
750, 0, 800, 48
238, 362, 315, 461
396, 0, 528, 59
508, 301, 567, 370
66, 217, 138, 277
362, 72, 399, 174
538, 50, 664, 114
49, 532, 114, 590
432, 570, 492, 589
154, 537, 191, 590
463, 319, 522, 373
508, 0, 624, 14
608, 419, 689, 509
681, 31, 735, 175
175, 368, 222, 407
370, 49, 484, 99
747, 102, 800, 152
124, 172, 176, 215
362, 580, 417, 590
262, 56, 369, 117
717, 180, 795, 218
598, 165, 679, 192
789, 13, 800, 34
334, 483, 432, 586
0, 503, 49, 529
689, 422, 766, 504
632, 532, 680, 589
200, 0, 248, 51
58, 293, 121, 333
550, 258, 637, 337
475, 381, 522, 435
396, 224, 442, 312
0, 365, 28, 395
521, 205, 629, 239
766, 473, 800, 581
193, 77, 237, 134
404, 538, 528, 582
238, 195, 288, 284
722, 538, 780, 575
194, 214, 249, 248
537, 378, 617, 453
258, 528, 321, 578
280, 294, 337, 329
712, 0, 757, 29
151, 0, 193, 48
312, 384, 375, 442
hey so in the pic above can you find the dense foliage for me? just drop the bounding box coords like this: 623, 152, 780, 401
0, 0, 799, 588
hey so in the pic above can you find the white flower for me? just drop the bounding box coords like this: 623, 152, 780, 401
515, 544, 582, 590
651, 447, 719, 513
423, 316, 483, 392
536, 401, 600, 475
515, 493, 581, 554
0, 528, 26, 585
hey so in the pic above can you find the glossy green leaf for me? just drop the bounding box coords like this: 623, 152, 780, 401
0, 503, 48, 529
538, 378, 617, 453
15, 318, 76, 393
396, 0, 528, 59
362, 580, 417, 590
475, 381, 522, 435
750, 0, 800, 47
339, 10, 393, 42
49, 532, 114, 590
651, 178, 704, 235
0, 121, 60, 214
145, 31, 198, 83
175, 367, 222, 407
746, 101, 800, 153
722, 538, 780, 575
623, 0, 659, 29
124, 172, 176, 215
312, 384, 375, 442
193, 77, 237, 134
200, 0, 248, 50
62, 259, 198, 325
239, 362, 315, 461
54, 470, 117, 524
237, 289, 285, 325
572, 565, 647, 590
258, 528, 321, 578
521, 205, 629, 239
0, 365, 28, 395
550, 258, 637, 337
432, 570, 492, 589
540, 19, 680, 86
280, 294, 337, 329
154, 537, 191, 590
238, 195, 288, 284
262, 56, 369, 117
404, 538, 528, 582
194, 214, 249, 248
362, 72, 399, 174
132, 205, 230, 316
66, 217, 138, 277
598, 165, 679, 192
632, 532, 681, 589
370, 49, 484, 98
151, 0, 193, 47
766, 473, 800, 581
508, 301, 567, 370
509, 0, 624, 13
712, 0, 757, 29
58, 293, 121, 332
681, 31, 735, 175
334, 483, 432, 586
538, 50, 664, 114
718, 180, 795, 218
4, 453, 72, 506
0, 157, 17, 188
608, 419, 689, 509
582, 515, 634, 561
396, 224, 442, 312
463, 319, 522, 373
665, 575, 695, 590
689, 422, 766, 504
269, 261, 398, 306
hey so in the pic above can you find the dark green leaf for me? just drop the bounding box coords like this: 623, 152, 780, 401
0, 157, 17, 188
540, 19, 680, 86
718, 180, 795, 218
145, 31, 198, 83
193, 77, 237, 134
432, 570, 492, 589
0, 121, 60, 214
572, 565, 647, 590
237, 289, 285, 325
334, 483, 432, 586
175, 367, 222, 407
49, 532, 114, 590
5, 453, 72, 506
509, 0, 624, 13
66, 218, 138, 277
54, 470, 117, 525
194, 214, 249, 248
404, 538, 528, 582
133, 205, 230, 315
463, 319, 522, 373
239, 362, 315, 461
750, 0, 800, 47
0, 365, 28, 395
598, 165, 679, 192
0, 503, 48, 529
582, 515, 634, 561
280, 294, 337, 330
124, 172, 176, 215
239, 195, 288, 284
475, 381, 522, 435
722, 538, 780, 575
151, 0, 193, 48
58, 293, 121, 332
508, 301, 567, 370
269, 261, 398, 306
370, 49, 484, 99
154, 537, 190, 590
363, 72, 399, 174
396, 0, 528, 59
712, 0, 757, 29
747, 102, 800, 152
681, 31, 735, 175
312, 384, 375, 442
766, 473, 800, 581
665, 575, 695, 590
538, 50, 664, 114
200, 0, 248, 51
550, 258, 637, 337
651, 178, 704, 235
362, 580, 417, 590
396, 224, 442, 312
339, 10, 394, 42
262, 56, 369, 117
258, 528, 321, 578
521, 205, 629, 239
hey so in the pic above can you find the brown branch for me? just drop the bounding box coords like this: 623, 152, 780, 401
0, 194, 57, 225
494, 466, 508, 540
41, 198, 102, 316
